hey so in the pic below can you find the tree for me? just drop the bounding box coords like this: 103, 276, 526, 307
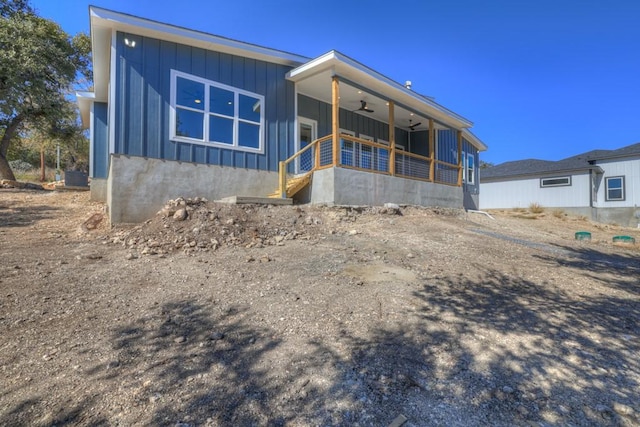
0, 0, 90, 180
479, 160, 495, 169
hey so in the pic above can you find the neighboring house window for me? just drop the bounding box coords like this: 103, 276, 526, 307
170, 70, 264, 153
541, 176, 571, 187
605, 176, 625, 201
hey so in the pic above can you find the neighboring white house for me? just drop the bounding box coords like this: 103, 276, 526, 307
480, 142, 640, 227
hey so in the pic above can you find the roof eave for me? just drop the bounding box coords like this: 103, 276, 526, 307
76, 91, 95, 129
89, 6, 309, 103
462, 129, 488, 152
481, 165, 603, 182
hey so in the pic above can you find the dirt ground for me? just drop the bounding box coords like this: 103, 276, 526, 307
1, 188, 639, 427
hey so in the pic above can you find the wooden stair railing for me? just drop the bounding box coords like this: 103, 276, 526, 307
269, 135, 332, 198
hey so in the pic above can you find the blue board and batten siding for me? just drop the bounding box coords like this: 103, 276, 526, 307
436, 130, 479, 193
92, 102, 109, 178
112, 31, 295, 172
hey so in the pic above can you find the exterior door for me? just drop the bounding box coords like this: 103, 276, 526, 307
298, 117, 317, 173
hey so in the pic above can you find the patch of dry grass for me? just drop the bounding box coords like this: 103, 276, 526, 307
529, 203, 544, 214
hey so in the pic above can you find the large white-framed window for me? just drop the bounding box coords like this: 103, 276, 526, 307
605, 176, 625, 201
170, 69, 265, 153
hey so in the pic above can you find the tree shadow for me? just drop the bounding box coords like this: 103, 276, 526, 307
85, 299, 292, 426
533, 244, 640, 293
0, 395, 107, 426
0, 202, 60, 228
10, 274, 635, 426
290, 268, 639, 425
405, 270, 639, 425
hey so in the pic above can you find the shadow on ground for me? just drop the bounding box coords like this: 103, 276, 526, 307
534, 244, 640, 292
301, 267, 639, 425
3, 269, 637, 426
0, 201, 60, 228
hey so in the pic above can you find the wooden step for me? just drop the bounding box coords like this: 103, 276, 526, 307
268, 173, 312, 198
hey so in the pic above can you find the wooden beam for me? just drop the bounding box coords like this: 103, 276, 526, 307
457, 130, 463, 186
278, 161, 286, 198
388, 101, 395, 176
428, 118, 435, 182
332, 76, 340, 166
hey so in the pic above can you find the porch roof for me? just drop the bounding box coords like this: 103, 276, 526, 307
286, 50, 477, 135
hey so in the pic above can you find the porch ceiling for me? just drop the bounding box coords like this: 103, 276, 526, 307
287, 50, 473, 133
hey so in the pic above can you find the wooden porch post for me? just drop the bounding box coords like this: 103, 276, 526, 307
332, 76, 340, 166
388, 101, 395, 176
279, 160, 286, 198
428, 118, 435, 181
314, 135, 321, 169
457, 130, 463, 186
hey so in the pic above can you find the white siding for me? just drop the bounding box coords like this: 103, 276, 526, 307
480, 172, 591, 209
594, 158, 640, 208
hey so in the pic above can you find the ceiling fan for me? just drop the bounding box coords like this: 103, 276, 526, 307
354, 100, 374, 113
408, 119, 422, 131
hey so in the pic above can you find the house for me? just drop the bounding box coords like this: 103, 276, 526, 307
480, 142, 640, 227
77, 7, 487, 223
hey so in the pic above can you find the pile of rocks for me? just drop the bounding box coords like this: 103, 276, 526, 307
108, 197, 321, 256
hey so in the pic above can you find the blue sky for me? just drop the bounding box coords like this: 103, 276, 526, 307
31, 0, 640, 165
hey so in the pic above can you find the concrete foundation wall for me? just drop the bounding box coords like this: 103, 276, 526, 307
309, 167, 463, 208
593, 207, 640, 228
90, 178, 108, 202
499, 206, 640, 228
107, 155, 278, 223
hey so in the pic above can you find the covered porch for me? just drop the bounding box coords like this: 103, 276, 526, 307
274, 51, 485, 206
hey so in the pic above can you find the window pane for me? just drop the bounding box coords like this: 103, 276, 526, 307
238, 121, 260, 149
176, 77, 204, 110
176, 108, 203, 139
210, 86, 234, 116
209, 115, 233, 144
542, 177, 570, 186
608, 177, 622, 189
239, 94, 261, 122
467, 154, 474, 168
609, 189, 622, 199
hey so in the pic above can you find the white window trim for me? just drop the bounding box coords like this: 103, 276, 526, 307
540, 176, 572, 188
169, 69, 265, 154
605, 176, 625, 201
463, 151, 475, 184
461, 152, 466, 182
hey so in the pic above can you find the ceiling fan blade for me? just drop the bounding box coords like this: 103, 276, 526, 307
364, 108, 374, 113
